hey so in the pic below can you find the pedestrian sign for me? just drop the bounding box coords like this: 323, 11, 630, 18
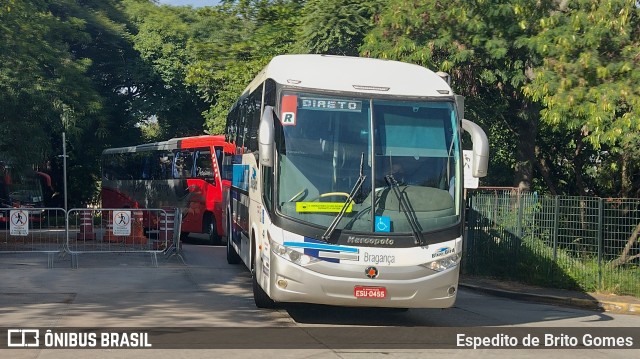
10, 210, 29, 236
113, 210, 131, 236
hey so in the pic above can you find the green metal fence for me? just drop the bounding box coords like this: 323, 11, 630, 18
463, 190, 640, 297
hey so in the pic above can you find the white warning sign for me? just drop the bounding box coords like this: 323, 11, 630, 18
112, 210, 131, 236
10, 210, 29, 236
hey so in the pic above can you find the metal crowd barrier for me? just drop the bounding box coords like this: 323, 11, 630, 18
66, 208, 180, 268
0, 208, 67, 268
1, 207, 182, 268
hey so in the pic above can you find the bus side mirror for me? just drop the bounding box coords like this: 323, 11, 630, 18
461, 119, 489, 177
259, 106, 275, 167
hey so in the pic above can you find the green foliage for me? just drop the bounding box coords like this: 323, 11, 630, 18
362, 0, 555, 190
0, 0, 122, 205
1, 0, 175, 205
123, 0, 208, 139
185, 0, 303, 134
362, 0, 640, 196
297, 0, 382, 56
1, 0, 90, 168
3, 0, 640, 205
523, 0, 640, 144
46, 0, 153, 205
522, 0, 640, 196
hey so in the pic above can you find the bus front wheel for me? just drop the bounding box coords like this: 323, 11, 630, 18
204, 213, 222, 245
252, 268, 276, 309
252, 234, 276, 309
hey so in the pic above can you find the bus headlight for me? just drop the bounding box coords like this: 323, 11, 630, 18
424, 254, 461, 272
272, 242, 318, 266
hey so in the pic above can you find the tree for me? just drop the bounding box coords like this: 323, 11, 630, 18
362, 0, 555, 191
44, 0, 152, 205
296, 0, 382, 56
0, 0, 114, 206
124, 0, 209, 139
522, 0, 640, 197
186, 0, 303, 134
0, 0, 95, 171
0, 0, 164, 206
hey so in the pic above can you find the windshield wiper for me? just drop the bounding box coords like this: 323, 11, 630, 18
384, 174, 426, 246
321, 152, 366, 242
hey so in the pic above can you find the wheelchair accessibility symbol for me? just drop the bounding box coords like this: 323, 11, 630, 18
375, 216, 390, 233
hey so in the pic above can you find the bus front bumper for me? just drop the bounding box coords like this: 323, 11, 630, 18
268, 255, 459, 309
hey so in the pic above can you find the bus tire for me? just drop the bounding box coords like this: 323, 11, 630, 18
252, 269, 276, 309
252, 234, 276, 309
226, 238, 241, 264
226, 212, 241, 264
204, 212, 222, 245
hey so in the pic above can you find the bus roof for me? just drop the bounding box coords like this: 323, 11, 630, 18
242, 54, 453, 98
102, 135, 233, 155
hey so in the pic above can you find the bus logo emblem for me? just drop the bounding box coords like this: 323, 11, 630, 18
365, 266, 378, 279
432, 247, 455, 258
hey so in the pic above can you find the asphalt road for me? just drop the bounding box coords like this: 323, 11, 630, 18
0, 238, 638, 358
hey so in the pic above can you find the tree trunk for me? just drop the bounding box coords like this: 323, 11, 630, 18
620, 152, 631, 198
513, 101, 538, 192
609, 221, 640, 268
534, 144, 559, 195
573, 133, 588, 196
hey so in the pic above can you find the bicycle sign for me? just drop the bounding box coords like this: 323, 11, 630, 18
112, 210, 131, 236
10, 210, 29, 236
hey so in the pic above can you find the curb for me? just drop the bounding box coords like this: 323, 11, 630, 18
459, 283, 640, 315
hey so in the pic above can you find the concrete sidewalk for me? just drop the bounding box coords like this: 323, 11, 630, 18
459, 276, 640, 316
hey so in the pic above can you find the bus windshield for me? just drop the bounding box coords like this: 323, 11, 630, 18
276, 92, 460, 236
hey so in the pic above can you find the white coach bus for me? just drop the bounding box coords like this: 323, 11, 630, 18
222, 54, 489, 309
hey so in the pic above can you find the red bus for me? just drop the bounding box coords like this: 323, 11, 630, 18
101, 135, 234, 244
0, 162, 53, 224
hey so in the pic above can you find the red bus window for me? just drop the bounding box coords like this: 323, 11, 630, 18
195, 148, 214, 178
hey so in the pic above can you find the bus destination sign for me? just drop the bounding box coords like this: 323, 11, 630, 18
300, 97, 362, 112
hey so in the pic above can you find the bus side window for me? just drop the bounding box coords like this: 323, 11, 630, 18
158, 151, 172, 179
221, 151, 233, 181
184, 150, 195, 178
245, 87, 262, 153
214, 146, 223, 173
121, 154, 130, 180
194, 148, 213, 178
173, 150, 194, 179
173, 151, 183, 178
142, 154, 152, 179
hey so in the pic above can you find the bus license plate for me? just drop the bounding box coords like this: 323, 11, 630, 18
354, 286, 387, 299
